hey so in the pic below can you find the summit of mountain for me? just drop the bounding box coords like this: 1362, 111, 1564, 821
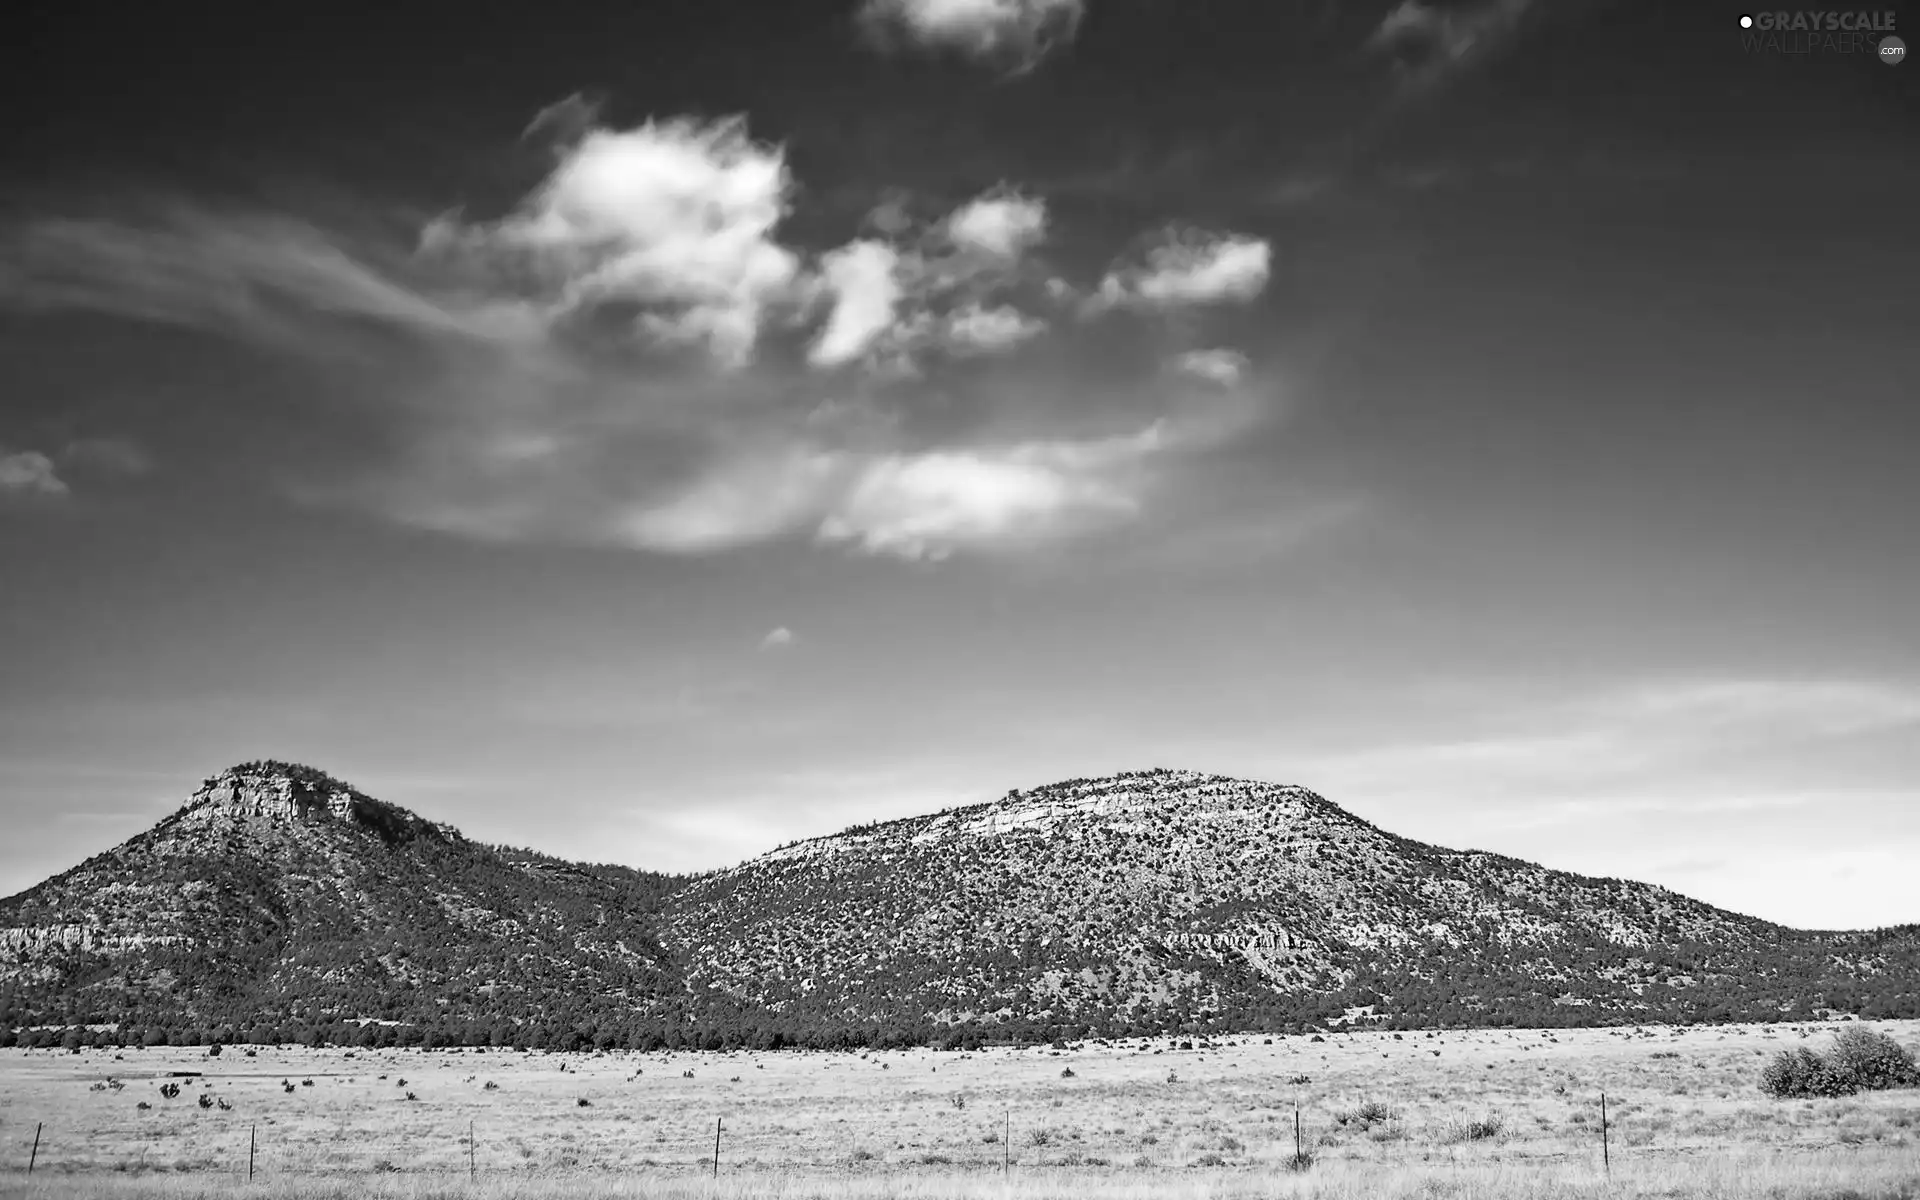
172, 760, 462, 848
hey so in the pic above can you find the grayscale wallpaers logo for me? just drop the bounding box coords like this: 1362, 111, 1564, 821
1737, 11, 1904, 61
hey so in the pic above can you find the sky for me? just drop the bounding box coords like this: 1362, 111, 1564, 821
2, 0, 1917, 930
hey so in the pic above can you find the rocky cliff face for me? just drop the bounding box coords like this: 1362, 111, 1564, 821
180, 761, 460, 846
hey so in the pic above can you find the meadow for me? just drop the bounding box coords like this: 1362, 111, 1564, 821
3, 1020, 1917, 1199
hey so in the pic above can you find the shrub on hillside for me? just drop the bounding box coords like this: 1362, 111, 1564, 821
1761, 1027, 1919, 1098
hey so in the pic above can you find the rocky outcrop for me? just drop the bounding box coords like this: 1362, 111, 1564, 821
184, 762, 458, 847
0, 924, 190, 961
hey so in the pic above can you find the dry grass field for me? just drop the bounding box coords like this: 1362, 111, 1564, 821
3, 1021, 1917, 1199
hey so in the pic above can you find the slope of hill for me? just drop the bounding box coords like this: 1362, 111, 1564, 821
660, 769, 1918, 1040
2, 762, 1915, 1049
0, 762, 689, 1047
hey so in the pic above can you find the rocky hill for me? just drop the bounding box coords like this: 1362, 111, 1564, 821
0, 762, 688, 1048
2, 763, 1915, 1049
664, 769, 1918, 1040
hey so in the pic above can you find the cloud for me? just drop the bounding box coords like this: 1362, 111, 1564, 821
821, 429, 1163, 559
1368, 0, 1535, 89
1094, 229, 1272, 311
607, 421, 1184, 560
857, 0, 1086, 72
1304, 676, 1920, 812
1173, 348, 1249, 387
60, 438, 151, 477
1618, 679, 1920, 739
810, 240, 904, 367
759, 627, 796, 650
522, 91, 604, 145
425, 115, 802, 368
611, 442, 847, 554
0, 448, 68, 497
1, 209, 532, 353
0, 102, 1287, 562
944, 302, 1046, 353
805, 188, 1054, 372
945, 191, 1048, 259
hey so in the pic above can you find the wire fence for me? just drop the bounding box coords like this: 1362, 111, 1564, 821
11, 1095, 1627, 1181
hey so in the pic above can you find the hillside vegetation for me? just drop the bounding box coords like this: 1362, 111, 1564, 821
2, 763, 1915, 1050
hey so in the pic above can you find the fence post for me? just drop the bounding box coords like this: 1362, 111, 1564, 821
469, 1118, 475, 1182
1003, 1109, 1010, 1176
1294, 1101, 1302, 1159
248, 1122, 256, 1182
1600, 1092, 1610, 1176
27, 1123, 41, 1176
713, 1116, 722, 1180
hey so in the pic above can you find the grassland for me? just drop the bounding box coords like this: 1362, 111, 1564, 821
3, 1020, 1917, 1198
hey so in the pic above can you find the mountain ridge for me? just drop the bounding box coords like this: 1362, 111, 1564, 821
3, 761, 1915, 1050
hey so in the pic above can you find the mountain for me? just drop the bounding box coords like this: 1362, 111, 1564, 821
3, 762, 1916, 1050
0, 762, 687, 1048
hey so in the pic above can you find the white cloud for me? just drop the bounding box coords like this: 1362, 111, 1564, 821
945, 192, 1048, 259
1173, 348, 1249, 386
428, 115, 802, 368
597, 421, 1180, 560
759, 627, 796, 650
803, 189, 1052, 372
858, 0, 1086, 71
944, 302, 1045, 354
1095, 230, 1272, 310
0, 448, 68, 497
0, 103, 1286, 563
821, 432, 1158, 559
810, 240, 904, 367
609, 442, 846, 554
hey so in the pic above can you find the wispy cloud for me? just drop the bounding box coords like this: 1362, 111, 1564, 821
759, 626, 796, 650
1616, 679, 1920, 739
60, 438, 151, 478
619, 421, 1209, 560
1, 208, 532, 354
1092, 229, 1272, 312
944, 302, 1046, 354
1304, 676, 1920, 820
857, 0, 1086, 73
1173, 348, 1250, 387
1368, 0, 1536, 90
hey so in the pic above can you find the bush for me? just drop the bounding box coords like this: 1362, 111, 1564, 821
1337, 1100, 1393, 1127
1761, 1027, 1920, 1098
1762, 1047, 1847, 1098
1831, 1027, 1920, 1091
